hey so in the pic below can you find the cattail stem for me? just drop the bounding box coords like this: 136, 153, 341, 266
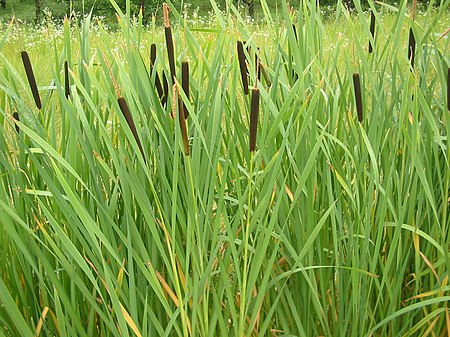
12, 112, 20, 133
118, 97, 146, 161
408, 28, 416, 70
249, 88, 260, 152
352, 73, 363, 123
178, 95, 190, 156
182, 61, 190, 119
369, 10, 375, 54
447, 68, 450, 111
64, 61, 70, 99
237, 41, 249, 95
21, 51, 41, 109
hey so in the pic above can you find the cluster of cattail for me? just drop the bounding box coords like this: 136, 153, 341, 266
236, 40, 262, 152
237, 41, 249, 95
160, 3, 190, 155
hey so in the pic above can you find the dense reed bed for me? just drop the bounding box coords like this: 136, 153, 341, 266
0, 0, 449, 336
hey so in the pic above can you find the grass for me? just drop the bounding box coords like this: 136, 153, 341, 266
0, 0, 449, 336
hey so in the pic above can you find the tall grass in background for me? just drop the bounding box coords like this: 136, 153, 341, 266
0, 0, 449, 336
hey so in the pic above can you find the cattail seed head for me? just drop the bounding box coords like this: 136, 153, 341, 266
369, 10, 375, 54
150, 44, 164, 100
408, 28, 416, 70
237, 41, 249, 95
64, 61, 70, 99
150, 43, 157, 69
352, 73, 363, 123
118, 97, 146, 161
165, 26, 176, 82
12, 112, 20, 133
163, 3, 170, 28
21, 51, 41, 109
178, 94, 190, 156
255, 48, 261, 82
249, 88, 260, 152
182, 61, 190, 119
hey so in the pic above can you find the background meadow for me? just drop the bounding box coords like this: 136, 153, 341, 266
0, 0, 449, 336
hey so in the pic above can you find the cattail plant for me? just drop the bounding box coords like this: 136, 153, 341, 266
237, 41, 249, 95
150, 43, 164, 101
368, 10, 376, 54
64, 61, 70, 99
249, 88, 260, 152
21, 51, 41, 109
178, 94, 189, 156
408, 28, 416, 70
352, 72, 363, 123
12, 112, 20, 133
163, 3, 176, 83
182, 61, 190, 119
117, 97, 146, 161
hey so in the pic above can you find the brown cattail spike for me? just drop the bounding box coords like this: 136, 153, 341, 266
178, 95, 189, 156
165, 27, 176, 83
408, 28, 416, 70
369, 11, 375, 54
150, 43, 157, 68
162, 71, 169, 107
163, 4, 176, 83
447, 68, 450, 111
249, 88, 260, 152
64, 61, 70, 99
255, 48, 261, 82
352, 73, 363, 123
21, 51, 41, 109
150, 44, 164, 100
182, 61, 190, 119
237, 41, 249, 95
12, 112, 20, 133
117, 97, 146, 161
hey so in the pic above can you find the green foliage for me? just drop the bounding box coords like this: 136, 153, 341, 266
0, 0, 449, 336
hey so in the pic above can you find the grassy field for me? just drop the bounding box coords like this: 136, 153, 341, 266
0, 0, 449, 336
